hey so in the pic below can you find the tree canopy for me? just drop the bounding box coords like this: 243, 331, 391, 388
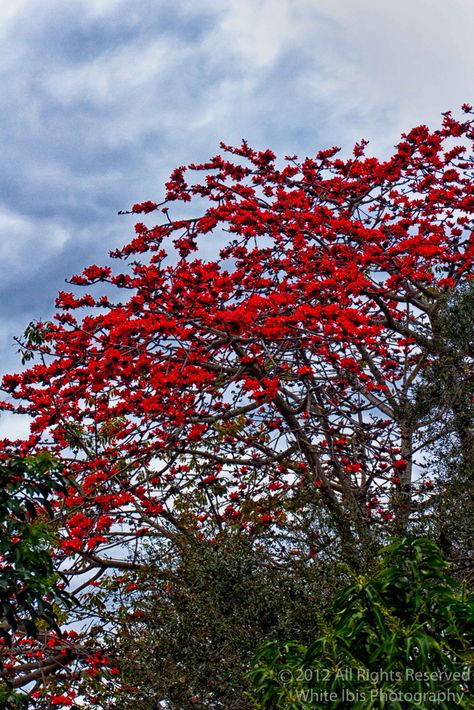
249, 538, 474, 709
0, 107, 473, 705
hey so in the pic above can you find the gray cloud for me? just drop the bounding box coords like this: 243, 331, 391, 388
0, 0, 472, 432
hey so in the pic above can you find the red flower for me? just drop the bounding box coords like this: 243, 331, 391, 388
132, 200, 158, 214
50, 696, 73, 706
393, 459, 408, 470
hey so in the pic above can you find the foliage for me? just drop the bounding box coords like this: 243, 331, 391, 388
0, 453, 74, 643
0, 454, 77, 708
412, 282, 473, 578
111, 534, 349, 709
413, 281, 473, 467
249, 538, 474, 709
0, 687, 30, 710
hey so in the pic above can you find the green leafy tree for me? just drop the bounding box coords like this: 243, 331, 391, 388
0, 453, 75, 642
249, 538, 474, 709
412, 283, 474, 578
0, 454, 75, 708
110, 534, 349, 710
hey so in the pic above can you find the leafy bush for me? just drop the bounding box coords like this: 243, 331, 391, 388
249, 538, 474, 709
0, 453, 74, 645
112, 535, 347, 709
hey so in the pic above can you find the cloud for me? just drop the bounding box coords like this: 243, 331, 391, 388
316, 0, 474, 137
0, 206, 69, 265
42, 38, 179, 111
0, 0, 472, 439
203, 0, 322, 69
0, 411, 32, 441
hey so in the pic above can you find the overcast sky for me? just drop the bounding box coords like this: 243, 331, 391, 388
0, 0, 472, 434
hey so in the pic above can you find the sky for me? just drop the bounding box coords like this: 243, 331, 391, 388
0, 0, 472, 436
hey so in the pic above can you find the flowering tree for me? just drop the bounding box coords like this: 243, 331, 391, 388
0, 108, 473, 704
